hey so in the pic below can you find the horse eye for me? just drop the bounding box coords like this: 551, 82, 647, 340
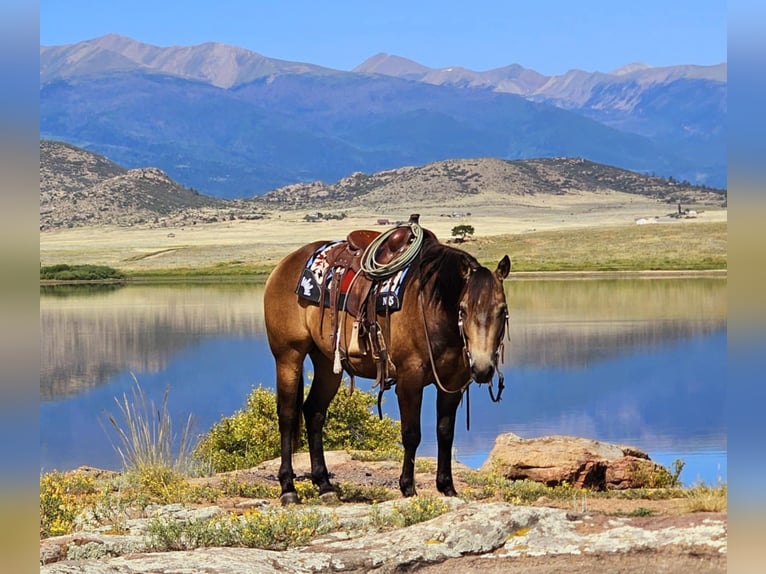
458, 305, 467, 318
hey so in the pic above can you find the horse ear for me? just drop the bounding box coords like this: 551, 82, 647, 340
496, 255, 511, 280
461, 256, 478, 280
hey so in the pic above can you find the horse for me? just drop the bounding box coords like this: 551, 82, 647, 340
263, 222, 510, 504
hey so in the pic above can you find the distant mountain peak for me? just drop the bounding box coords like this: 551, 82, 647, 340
611, 62, 651, 75
88, 33, 151, 49
353, 53, 432, 77
41, 35, 337, 89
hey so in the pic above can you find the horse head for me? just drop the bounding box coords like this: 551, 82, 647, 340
458, 255, 511, 385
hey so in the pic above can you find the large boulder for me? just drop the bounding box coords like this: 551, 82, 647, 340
479, 433, 673, 490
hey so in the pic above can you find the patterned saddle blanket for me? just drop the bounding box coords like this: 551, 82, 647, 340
295, 241, 411, 313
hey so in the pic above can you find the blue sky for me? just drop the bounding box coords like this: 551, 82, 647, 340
40, 1, 726, 75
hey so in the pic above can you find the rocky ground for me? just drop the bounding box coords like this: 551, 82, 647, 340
40, 451, 726, 573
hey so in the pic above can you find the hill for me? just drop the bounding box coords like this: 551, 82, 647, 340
40, 36, 725, 198
40, 141, 725, 231
40, 141, 225, 230
260, 157, 726, 210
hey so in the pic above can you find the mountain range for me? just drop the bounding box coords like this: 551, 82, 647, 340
40, 35, 726, 199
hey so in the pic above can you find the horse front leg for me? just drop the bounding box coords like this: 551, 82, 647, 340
435, 389, 463, 496
304, 350, 342, 500
396, 381, 423, 497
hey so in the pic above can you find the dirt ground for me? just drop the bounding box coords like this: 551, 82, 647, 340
416, 546, 725, 574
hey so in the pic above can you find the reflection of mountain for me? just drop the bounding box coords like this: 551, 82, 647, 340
508, 318, 723, 368
40, 284, 266, 400
505, 278, 726, 367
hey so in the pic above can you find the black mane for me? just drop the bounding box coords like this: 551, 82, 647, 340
416, 238, 480, 311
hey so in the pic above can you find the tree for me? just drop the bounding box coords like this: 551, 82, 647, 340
451, 224, 475, 242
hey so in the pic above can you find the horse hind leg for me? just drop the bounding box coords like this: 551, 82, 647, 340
275, 349, 307, 505
304, 349, 343, 500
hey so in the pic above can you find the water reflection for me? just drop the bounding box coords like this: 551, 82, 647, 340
40, 278, 726, 484
507, 278, 725, 367
41, 284, 266, 400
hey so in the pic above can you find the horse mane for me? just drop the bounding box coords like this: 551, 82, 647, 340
416, 237, 481, 310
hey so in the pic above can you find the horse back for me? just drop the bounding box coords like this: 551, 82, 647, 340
263, 240, 329, 353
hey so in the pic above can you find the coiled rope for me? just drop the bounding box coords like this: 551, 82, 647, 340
360, 221, 424, 279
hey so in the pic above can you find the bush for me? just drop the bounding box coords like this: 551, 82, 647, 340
195, 387, 281, 472
147, 507, 337, 551
40, 263, 125, 281
324, 384, 402, 455
195, 383, 401, 473
370, 495, 449, 529
40, 471, 98, 537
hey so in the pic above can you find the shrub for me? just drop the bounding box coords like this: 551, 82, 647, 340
40, 264, 125, 281
460, 472, 577, 504
195, 383, 401, 473
147, 508, 337, 551
324, 385, 401, 455
685, 482, 727, 512
40, 471, 97, 537
194, 387, 281, 472
370, 495, 449, 529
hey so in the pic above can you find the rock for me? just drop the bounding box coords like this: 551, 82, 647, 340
480, 433, 672, 489
40, 503, 726, 573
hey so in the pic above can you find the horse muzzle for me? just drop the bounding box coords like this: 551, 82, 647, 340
470, 363, 496, 385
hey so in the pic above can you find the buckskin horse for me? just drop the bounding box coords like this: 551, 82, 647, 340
263, 217, 511, 504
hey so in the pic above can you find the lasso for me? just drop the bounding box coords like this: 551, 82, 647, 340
360, 221, 424, 279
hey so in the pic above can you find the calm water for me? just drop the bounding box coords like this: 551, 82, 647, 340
40, 278, 727, 486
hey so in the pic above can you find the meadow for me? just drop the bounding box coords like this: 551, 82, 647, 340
39, 201, 727, 278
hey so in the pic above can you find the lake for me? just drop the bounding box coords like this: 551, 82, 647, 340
40, 277, 727, 486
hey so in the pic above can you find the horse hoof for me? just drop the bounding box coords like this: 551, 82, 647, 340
280, 492, 301, 506
319, 491, 340, 505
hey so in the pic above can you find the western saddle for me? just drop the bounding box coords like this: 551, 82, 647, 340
318, 214, 423, 392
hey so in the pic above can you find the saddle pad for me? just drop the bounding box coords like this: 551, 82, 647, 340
295, 241, 411, 312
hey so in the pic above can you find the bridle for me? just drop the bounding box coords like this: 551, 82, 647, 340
420, 284, 510, 405
457, 305, 510, 403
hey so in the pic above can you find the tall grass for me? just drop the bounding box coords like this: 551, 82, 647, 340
102, 375, 198, 477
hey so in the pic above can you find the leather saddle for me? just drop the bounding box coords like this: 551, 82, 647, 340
318, 214, 420, 388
